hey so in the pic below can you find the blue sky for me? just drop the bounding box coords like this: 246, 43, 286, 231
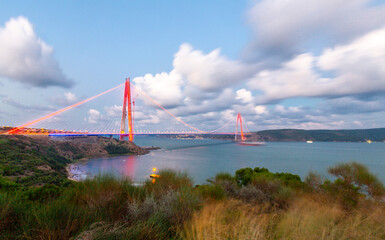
1, 0, 385, 133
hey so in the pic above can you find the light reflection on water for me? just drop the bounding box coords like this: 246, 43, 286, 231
72, 136, 385, 184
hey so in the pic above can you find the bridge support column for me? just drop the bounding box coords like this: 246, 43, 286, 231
236, 113, 245, 141
120, 78, 134, 141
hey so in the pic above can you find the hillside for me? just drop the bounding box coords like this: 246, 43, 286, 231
0, 135, 148, 188
249, 128, 385, 142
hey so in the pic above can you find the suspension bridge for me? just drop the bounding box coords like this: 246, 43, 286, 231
4, 78, 250, 142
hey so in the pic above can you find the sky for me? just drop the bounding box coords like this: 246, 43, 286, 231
0, 0, 385, 133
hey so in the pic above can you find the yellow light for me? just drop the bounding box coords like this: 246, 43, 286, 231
152, 168, 157, 172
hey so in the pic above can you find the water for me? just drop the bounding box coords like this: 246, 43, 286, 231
71, 136, 385, 184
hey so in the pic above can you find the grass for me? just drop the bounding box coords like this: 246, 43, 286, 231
0, 163, 384, 239
182, 200, 276, 240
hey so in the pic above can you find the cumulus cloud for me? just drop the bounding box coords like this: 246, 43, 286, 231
52, 92, 79, 106
236, 89, 253, 103
105, 105, 122, 117
130, 25, 385, 131
248, 26, 385, 103
173, 43, 255, 91
77, 1, 385, 131
133, 70, 183, 108
0, 16, 73, 88
246, 0, 385, 63
87, 109, 101, 124
255, 105, 268, 115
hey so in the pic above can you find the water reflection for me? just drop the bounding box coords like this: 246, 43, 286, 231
123, 155, 136, 178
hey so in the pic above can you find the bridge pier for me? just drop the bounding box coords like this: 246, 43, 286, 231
120, 78, 134, 141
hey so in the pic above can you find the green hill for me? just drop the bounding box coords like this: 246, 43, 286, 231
252, 128, 385, 142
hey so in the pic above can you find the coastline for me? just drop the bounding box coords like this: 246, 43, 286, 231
66, 164, 85, 182
65, 146, 161, 182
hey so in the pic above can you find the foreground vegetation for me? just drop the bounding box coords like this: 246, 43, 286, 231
1, 161, 384, 239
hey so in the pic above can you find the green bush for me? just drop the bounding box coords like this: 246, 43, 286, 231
214, 172, 235, 183
235, 167, 255, 186
104, 143, 130, 155
235, 167, 303, 189
196, 184, 225, 200
304, 162, 385, 210
328, 162, 385, 199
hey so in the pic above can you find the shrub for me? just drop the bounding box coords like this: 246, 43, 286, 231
214, 172, 235, 183
305, 171, 323, 192
196, 184, 225, 200
218, 179, 239, 197
328, 162, 385, 199
235, 167, 303, 189
158, 187, 201, 227
235, 167, 255, 186
236, 185, 268, 203
104, 143, 130, 155
21, 184, 62, 201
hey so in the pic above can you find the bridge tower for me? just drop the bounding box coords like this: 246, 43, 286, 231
235, 113, 245, 141
120, 78, 134, 141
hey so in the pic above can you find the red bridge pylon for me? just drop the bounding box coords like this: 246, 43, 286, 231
120, 78, 134, 141
235, 112, 245, 141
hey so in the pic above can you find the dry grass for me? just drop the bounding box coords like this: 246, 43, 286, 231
182, 200, 278, 240
182, 197, 385, 240
276, 197, 385, 240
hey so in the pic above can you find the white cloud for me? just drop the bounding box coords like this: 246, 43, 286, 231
53, 92, 78, 105
132, 43, 254, 116
105, 105, 122, 117
64, 92, 77, 103
133, 70, 183, 108
87, 109, 101, 124
173, 43, 255, 91
255, 105, 268, 115
246, 0, 385, 62
0, 16, 72, 88
236, 89, 253, 103
249, 26, 385, 103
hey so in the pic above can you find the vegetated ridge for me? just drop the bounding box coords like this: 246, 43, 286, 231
250, 128, 385, 142
0, 135, 148, 188
168, 128, 385, 142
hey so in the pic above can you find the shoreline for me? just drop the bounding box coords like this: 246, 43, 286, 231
66, 164, 85, 182
65, 146, 161, 182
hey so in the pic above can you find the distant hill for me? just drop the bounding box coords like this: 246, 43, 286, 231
249, 128, 385, 142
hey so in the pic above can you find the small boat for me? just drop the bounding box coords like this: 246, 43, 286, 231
237, 141, 266, 146
306, 140, 313, 143
149, 168, 160, 179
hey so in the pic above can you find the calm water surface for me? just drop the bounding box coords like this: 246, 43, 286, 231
72, 136, 385, 184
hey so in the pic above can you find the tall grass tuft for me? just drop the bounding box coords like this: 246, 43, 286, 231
144, 169, 193, 197
182, 200, 277, 240
21, 197, 96, 240
275, 197, 385, 240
